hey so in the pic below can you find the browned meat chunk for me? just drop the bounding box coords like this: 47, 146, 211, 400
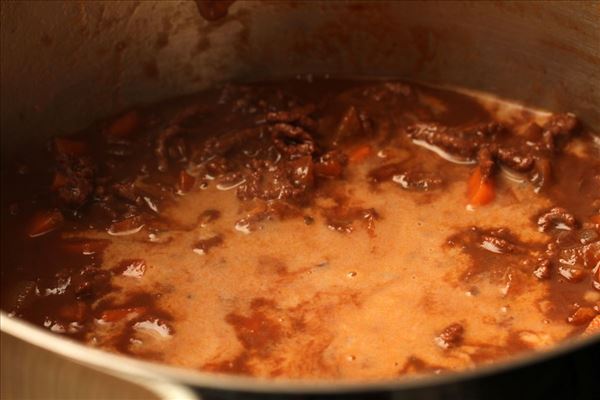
155, 105, 205, 171
265, 104, 317, 131
55, 154, 96, 208
72, 265, 112, 300
270, 123, 316, 159
435, 323, 464, 349
199, 128, 262, 161
406, 122, 504, 159
237, 156, 315, 203
542, 113, 579, 151
406, 123, 480, 158
323, 205, 379, 234
391, 170, 443, 191
493, 146, 534, 172
368, 163, 442, 191
368, 163, 404, 183
193, 234, 224, 255
480, 231, 516, 254
477, 147, 495, 180
536, 207, 578, 232
533, 258, 552, 280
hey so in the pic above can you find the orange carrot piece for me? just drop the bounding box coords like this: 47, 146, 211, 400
106, 110, 140, 138
28, 210, 64, 238
583, 315, 600, 336
54, 137, 86, 156
178, 170, 196, 193
99, 307, 147, 322
348, 145, 372, 164
590, 215, 600, 225
467, 167, 495, 206
567, 307, 597, 325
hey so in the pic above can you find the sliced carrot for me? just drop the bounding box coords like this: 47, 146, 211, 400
583, 315, 600, 336
467, 166, 495, 206
28, 210, 64, 238
54, 137, 86, 156
178, 170, 196, 193
348, 145, 372, 164
106, 110, 140, 138
567, 307, 596, 326
51, 172, 68, 191
590, 215, 600, 225
99, 306, 147, 322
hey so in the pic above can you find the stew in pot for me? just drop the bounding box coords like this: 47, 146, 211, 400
1, 77, 599, 379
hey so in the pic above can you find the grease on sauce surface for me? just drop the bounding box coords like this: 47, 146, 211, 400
1, 78, 599, 380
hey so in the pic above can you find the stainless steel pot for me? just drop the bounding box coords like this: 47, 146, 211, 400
1, 1, 599, 399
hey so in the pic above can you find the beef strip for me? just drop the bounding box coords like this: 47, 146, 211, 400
55, 154, 96, 208
155, 105, 205, 171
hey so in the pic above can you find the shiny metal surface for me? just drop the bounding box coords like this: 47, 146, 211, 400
1, 1, 599, 399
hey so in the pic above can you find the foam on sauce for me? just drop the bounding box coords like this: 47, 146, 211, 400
1, 78, 599, 380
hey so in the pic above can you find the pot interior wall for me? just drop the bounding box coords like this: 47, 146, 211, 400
1, 1, 599, 158
1, 2, 600, 398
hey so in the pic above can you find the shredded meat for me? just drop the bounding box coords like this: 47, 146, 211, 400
542, 113, 580, 152
323, 205, 379, 234
155, 105, 205, 171
481, 231, 516, 253
72, 265, 112, 300
392, 170, 443, 191
435, 323, 464, 349
193, 234, 224, 255
493, 146, 534, 172
55, 154, 96, 208
112, 181, 139, 204
406, 122, 504, 159
406, 123, 480, 158
270, 123, 316, 159
367, 163, 404, 183
536, 207, 578, 232
367, 163, 442, 191
533, 258, 552, 280
406, 117, 578, 188
199, 128, 263, 160
237, 156, 315, 202
265, 104, 317, 131
477, 147, 495, 179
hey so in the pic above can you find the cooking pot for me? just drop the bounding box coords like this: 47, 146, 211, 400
1, 1, 599, 399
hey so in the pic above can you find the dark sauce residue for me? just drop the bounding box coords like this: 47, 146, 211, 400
203, 298, 301, 376
447, 219, 599, 330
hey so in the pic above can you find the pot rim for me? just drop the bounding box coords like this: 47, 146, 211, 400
2, 311, 599, 394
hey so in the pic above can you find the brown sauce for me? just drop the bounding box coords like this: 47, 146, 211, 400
1, 78, 599, 380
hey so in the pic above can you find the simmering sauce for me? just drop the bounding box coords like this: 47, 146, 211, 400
1, 78, 599, 380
